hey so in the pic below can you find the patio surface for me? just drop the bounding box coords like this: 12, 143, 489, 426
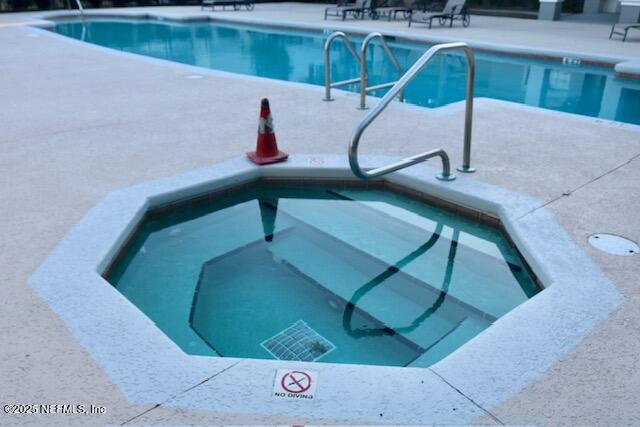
0, 3, 639, 426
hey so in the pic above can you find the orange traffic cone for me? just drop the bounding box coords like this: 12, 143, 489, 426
246, 98, 288, 165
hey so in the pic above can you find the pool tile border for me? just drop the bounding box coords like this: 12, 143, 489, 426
29, 154, 622, 423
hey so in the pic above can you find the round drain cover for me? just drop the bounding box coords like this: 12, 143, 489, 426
588, 234, 639, 256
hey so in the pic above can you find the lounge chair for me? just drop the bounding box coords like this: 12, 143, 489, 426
373, 0, 409, 20
201, 0, 254, 11
324, 0, 371, 21
408, 0, 469, 28
375, 0, 431, 20
609, 23, 640, 42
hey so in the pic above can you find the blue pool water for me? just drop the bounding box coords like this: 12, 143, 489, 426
54, 19, 640, 124
107, 182, 540, 367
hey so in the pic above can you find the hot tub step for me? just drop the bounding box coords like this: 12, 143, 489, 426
266, 221, 493, 350
275, 197, 536, 318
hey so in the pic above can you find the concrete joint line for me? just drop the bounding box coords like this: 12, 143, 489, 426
180, 359, 245, 395
121, 403, 161, 425
429, 368, 505, 425
120, 359, 245, 425
516, 151, 640, 221
3, 119, 138, 145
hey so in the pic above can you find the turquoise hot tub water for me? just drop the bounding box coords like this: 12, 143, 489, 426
54, 19, 640, 124
107, 182, 540, 367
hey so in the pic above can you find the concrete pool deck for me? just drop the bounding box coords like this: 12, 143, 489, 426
0, 4, 639, 426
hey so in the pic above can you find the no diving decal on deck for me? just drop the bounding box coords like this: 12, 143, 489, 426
273, 369, 318, 401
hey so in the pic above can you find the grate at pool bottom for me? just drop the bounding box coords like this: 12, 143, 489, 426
261, 320, 336, 362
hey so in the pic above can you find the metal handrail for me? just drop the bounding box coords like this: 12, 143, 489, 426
324, 31, 404, 107
349, 42, 476, 181
359, 32, 404, 110
73, 0, 85, 19
323, 32, 361, 102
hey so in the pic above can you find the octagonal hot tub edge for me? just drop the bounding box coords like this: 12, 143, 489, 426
29, 154, 621, 424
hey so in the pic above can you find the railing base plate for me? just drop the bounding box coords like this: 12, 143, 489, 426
436, 173, 456, 182
457, 166, 476, 173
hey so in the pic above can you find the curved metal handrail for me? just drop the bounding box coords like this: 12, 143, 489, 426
349, 42, 475, 180
323, 32, 361, 101
359, 32, 404, 109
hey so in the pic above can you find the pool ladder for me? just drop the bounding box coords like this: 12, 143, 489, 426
323, 32, 476, 181
324, 32, 404, 110
71, 0, 85, 19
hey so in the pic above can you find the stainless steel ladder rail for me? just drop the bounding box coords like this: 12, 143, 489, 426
324, 31, 404, 106
349, 42, 476, 181
71, 0, 85, 19
359, 32, 404, 110
323, 32, 362, 102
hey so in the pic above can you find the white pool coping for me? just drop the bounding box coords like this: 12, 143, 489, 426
29, 154, 622, 423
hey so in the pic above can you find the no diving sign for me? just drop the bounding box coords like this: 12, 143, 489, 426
273, 369, 318, 401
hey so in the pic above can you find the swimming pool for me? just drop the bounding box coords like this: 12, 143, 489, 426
53, 18, 640, 125
106, 180, 540, 367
